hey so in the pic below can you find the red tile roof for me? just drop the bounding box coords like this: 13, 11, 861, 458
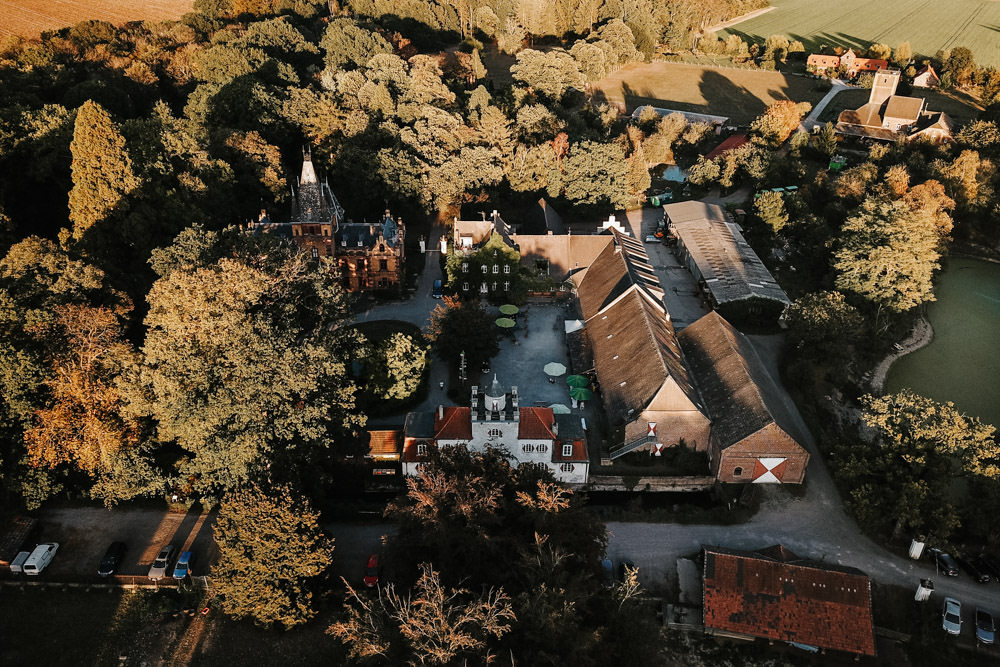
853, 58, 888, 72
705, 134, 748, 161
807, 54, 840, 68
518, 407, 556, 440
552, 438, 588, 462
401, 437, 433, 462
434, 407, 472, 441
368, 429, 402, 458
703, 545, 875, 656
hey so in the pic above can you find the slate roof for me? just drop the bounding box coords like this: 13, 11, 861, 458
404, 411, 435, 439
677, 312, 803, 450
703, 545, 876, 656
664, 202, 790, 307
577, 230, 663, 321
368, 430, 402, 458
291, 153, 342, 224
518, 407, 557, 440
434, 407, 472, 441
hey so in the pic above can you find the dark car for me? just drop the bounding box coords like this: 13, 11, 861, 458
930, 549, 960, 576
957, 555, 991, 583
363, 554, 379, 588
977, 608, 997, 644
432, 279, 443, 298
98, 541, 126, 577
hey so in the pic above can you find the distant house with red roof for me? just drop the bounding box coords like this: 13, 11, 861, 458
837, 69, 953, 143
806, 49, 887, 76
398, 375, 589, 483
913, 65, 940, 88
703, 545, 876, 657
705, 134, 748, 161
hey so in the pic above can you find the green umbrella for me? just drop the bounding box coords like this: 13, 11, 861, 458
569, 386, 592, 401
549, 403, 571, 414
566, 375, 588, 388
499, 304, 519, 315
495, 317, 516, 328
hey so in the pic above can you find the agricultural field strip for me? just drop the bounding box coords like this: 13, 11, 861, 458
0, 0, 193, 38
721, 0, 1000, 68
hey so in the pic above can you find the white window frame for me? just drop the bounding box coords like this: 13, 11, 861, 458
417, 443, 427, 456
562, 444, 573, 457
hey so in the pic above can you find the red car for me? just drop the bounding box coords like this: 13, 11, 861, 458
363, 554, 379, 587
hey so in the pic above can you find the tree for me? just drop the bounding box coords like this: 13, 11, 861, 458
893, 41, 912, 68
67, 101, 140, 240
213, 484, 334, 628
510, 49, 586, 101
868, 43, 891, 61
373, 332, 429, 400
330, 563, 515, 665
562, 140, 628, 208
754, 190, 788, 233
834, 196, 941, 316
469, 48, 487, 81
139, 231, 362, 498
942, 46, 976, 87
784, 291, 864, 360
686, 156, 720, 186
883, 164, 910, 198
426, 296, 499, 371
750, 100, 811, 146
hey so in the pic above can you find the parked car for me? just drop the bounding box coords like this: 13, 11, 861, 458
600, 558, 614, 588
930, 548, 960, 576
644, 235, 658, 243
9, 550, 30, 575
148, 545, 176, 581
363, 554, 379, 588
432, 279, 443, 298
172, 551, 193, 580
956, 555, 991, 583
23, 542, 59, 575
942, 597, 962, 635
976, 608, 996, 644
98, 541, 127, 577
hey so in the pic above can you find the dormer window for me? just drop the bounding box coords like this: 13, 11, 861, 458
417, 443, 427, 456
562, 444, 573, 457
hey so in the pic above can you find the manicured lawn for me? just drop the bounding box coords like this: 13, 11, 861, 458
817, 87, 983, 125
721, 0, 1000, 68
593, 61, 827, 124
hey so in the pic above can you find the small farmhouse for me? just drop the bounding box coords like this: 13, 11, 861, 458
806, 49, 887, 76
913, 65, 940, 88
703, 545, 876, 657
836, 69, 953, 143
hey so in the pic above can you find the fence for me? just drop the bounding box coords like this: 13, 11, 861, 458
1, 574, 212, 590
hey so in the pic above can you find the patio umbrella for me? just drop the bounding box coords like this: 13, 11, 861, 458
495, 317, 516, 328
569, 386, 593, 401
549, 403, 571, 414
499, 304, 519, 315
565, 374, 589, 388
543, 362, 567, 376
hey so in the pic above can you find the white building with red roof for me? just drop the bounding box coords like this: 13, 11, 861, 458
400, 375, 590, 483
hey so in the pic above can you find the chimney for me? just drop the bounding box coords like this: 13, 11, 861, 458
437, 405, 444, 421
511, 386, 519, 421
552, 420, 558, 436
471, 386, 479, 421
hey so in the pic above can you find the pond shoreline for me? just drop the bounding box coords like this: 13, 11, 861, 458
870, 315, 934, 394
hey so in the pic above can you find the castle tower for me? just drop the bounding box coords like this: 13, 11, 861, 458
869, 69, 901, 107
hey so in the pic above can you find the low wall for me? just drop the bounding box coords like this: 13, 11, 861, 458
579, 475, 716, 492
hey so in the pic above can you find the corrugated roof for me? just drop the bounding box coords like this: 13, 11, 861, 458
664, 203, 790, 307
368, 429, 402, 457
678, 312, 804, 450
703, 545, 876, 656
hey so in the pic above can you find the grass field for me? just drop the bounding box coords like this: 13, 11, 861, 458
0, 0, 193, 38
721, 0, 1000, 68
593, 61, 828, 124
817, 86, 984, 125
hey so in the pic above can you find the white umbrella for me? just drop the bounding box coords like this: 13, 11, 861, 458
544, 362, 567, 376
549, 403, 571, 414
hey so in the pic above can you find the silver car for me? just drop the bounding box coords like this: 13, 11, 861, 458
942, 597, 962, 635
148, 545, 176, 581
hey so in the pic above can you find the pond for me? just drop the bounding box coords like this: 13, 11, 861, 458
886, 256, 1000, 428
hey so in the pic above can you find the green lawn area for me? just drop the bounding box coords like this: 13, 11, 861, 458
722, 0, 1000, 68
817, 87, 984, 125
593, 61, 827, 124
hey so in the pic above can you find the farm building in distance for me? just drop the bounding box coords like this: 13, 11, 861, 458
836, 69, 953, 143
662, 201, 791, 323
806, 49, 887, 76
913, 65, 940, 88
702, 545, 876, 657
631, 106, 729, 128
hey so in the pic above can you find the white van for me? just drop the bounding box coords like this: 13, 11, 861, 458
9, 550, 30, 574
23, 542, 59, 575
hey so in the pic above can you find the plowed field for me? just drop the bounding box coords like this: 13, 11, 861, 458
0, 0, 193, 38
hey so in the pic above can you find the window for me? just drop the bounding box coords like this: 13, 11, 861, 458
462, 262, 468, 273
522, 443, 535, 453
504, 281, 510, 291
492, 264, 499, 274
733, 466, 743, 477
488, 428, 502, 438
417, 443, 428, 456
562, 444, 573, 457
311, 247, 319, 259
481, 265, 488, 274
463, 282, 469, 291
536, 444, 548, 454
379, 259, 388, 271
503, 264, 511, 274
560, 463, 574, 473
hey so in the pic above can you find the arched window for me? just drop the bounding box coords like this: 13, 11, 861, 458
504, 264, 511, 274
733, 466, 743, 477
492, 264, 499, 274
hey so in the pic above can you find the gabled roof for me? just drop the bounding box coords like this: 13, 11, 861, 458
806, 53, 840, 67
838, 102, 883, 127
518, 407, 557, 440
434, 407, 472, 441
703, 545, 875, 656
677, 312, 803, 450
368, 430, 402, 457
705, 134, 748, 161
576, 229, 662, 321
883, 95, 923, 122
